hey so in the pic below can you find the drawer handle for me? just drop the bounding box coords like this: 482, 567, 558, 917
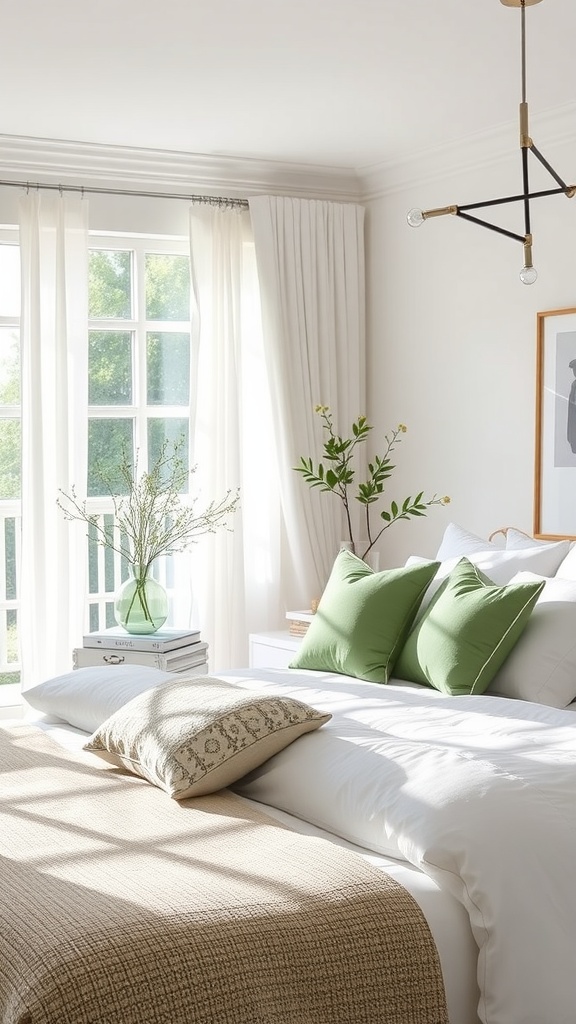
103, 654, 125, 665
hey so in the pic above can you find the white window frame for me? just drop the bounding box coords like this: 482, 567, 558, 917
0, 228, 194, 693
86, 231, 192, 631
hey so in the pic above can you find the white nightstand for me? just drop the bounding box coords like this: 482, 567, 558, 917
248, 631, 303, 669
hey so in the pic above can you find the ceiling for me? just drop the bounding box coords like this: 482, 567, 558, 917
2, 0, 575, 174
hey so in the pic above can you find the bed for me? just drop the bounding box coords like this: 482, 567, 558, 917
1, 702, 451, 1024
6, 522, 576, 1024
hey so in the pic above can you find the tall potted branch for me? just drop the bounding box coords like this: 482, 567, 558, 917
294, 405, 449, 563
58, 438, 240, 634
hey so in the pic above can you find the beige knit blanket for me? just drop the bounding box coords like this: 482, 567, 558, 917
0, 724, 448, 1024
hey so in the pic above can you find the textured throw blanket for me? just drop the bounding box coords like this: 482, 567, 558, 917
0, 725, 447, 1024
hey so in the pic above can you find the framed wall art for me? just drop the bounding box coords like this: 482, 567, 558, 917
534, 307, 576, 540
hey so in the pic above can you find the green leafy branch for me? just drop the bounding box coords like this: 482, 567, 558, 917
294, 405, 449, 561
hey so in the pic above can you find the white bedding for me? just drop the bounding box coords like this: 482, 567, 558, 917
211, 667, 576, 1024
28, 713, 480, 1024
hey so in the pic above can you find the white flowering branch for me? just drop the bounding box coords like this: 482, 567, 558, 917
58, 438, 240, 580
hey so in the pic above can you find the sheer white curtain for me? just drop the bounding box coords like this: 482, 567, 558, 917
19, 193, 89, 689
189, 205, 281, 671
249, 196, 366, 608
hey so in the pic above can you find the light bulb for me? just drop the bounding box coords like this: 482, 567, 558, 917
406, 208, 425, 228
519, 264, 538, 285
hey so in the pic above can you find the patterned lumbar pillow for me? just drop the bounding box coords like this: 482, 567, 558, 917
84, 675, 331, 799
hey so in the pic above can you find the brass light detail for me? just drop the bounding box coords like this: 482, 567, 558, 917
407, 0, 575, 285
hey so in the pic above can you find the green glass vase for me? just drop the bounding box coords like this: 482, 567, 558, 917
114, 573, 168, 634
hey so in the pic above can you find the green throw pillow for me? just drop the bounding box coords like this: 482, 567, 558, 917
393, 557, 545, 696
288, 549, 440, 683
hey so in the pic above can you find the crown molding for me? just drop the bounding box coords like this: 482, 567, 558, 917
358, 101, 576, 202
3, 103, 573, 208
0, 134, 363, 203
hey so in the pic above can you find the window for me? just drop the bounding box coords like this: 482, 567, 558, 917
0, 230, 193, 682
86, 235, 192, 631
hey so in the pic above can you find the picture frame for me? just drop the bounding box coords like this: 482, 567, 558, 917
534, 307, 576, 540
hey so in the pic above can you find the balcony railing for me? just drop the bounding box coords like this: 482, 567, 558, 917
0, 503, 176, 687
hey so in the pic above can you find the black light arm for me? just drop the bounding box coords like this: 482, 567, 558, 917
456, 211, 525, 244
406, 0, 574, 284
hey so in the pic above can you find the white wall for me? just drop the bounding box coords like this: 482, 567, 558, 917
365, 130, 576, 566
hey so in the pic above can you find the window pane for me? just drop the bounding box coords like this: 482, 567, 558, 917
88, 419, 133, 496
6, 609, 18, 665
89, 250, 132, 319
0, 420, 21, 498
146, 332, 190, 405
88, 514, 118, 594
0, 671, 19, 685
0, 244, 20, 317
103, 514, 117, 591
88, 521, 99, 594
0, 328, 20, 404
145, 253, 190, 320
148, 419, 189, 492
5, 517, 16, 602
88, 603, 99, 631
89, 331, 132, 404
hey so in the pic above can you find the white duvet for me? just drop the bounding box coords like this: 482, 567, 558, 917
216, 666, 576, 1024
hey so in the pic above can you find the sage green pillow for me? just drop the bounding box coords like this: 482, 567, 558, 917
288, 550, 440, 683
393, 557, 545, 696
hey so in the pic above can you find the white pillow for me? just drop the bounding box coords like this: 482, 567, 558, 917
488, 572, 576, 708
555, 545, 576, 580
435, 522, 497, 560
23, 665, 175, 733
504, 528, 573, 555
409, 541, 573, 587
505, 528, 542, 549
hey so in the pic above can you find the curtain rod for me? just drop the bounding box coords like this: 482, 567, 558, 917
0, 178, 249, 209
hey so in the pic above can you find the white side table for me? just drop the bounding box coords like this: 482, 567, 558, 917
248, 631, 303, 670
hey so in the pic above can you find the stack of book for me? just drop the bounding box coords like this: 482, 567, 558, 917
285, 610, 315, 637
83, 626, 202, 654
77, 626, 208, 674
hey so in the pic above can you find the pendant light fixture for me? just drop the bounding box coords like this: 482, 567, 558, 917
407, 0, 575, 284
